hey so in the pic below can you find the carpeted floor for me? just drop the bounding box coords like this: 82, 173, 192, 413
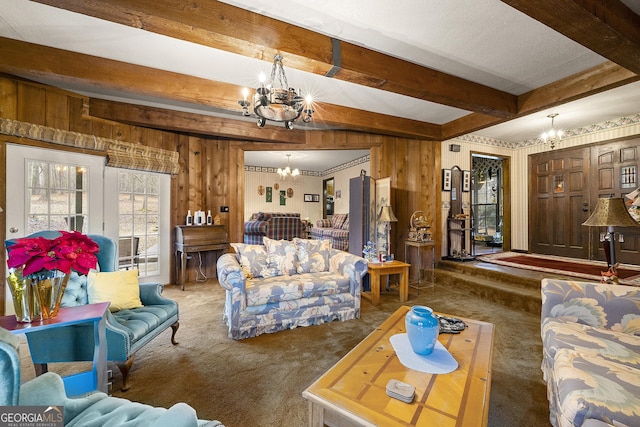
16, 278, 550, 426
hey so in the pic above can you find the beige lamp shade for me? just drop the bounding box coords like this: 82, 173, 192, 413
582, 197, 640, 227
379, 205, 398, 222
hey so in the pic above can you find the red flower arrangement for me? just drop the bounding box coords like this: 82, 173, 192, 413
7, 231, 100, 278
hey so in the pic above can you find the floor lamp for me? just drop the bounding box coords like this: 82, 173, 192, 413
582, 197, 640, 267
379, 205, 398, 261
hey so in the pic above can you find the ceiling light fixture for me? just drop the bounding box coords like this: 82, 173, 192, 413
238, 54, 313, 130
541, 113, 563, 149
277, 154, 300, 180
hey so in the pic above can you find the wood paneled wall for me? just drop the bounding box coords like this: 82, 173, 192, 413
0, 75, 441, 295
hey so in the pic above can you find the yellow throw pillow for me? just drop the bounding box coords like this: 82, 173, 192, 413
87, 269, 143, 312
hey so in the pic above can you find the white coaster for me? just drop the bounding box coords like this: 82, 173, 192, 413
390, 333, 458, 374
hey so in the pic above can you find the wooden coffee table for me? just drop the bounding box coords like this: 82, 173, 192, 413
364, 260, 410, 305
302, 306, 494, 427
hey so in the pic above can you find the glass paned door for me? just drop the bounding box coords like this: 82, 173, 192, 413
27, 161, 89, 234
6, 144, 104, 239
117, 171, 160, 276
5, 144, 104, 315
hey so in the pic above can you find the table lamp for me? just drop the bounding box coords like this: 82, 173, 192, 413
379, 205, 398, 260
582, 197, 640, 267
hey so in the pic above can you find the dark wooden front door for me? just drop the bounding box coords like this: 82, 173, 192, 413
591, 140, 640, 264
529, 146, 591, 258
529, 138, 640, 264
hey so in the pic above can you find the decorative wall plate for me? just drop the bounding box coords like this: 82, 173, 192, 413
258, 185, 265, 195
274, 183, 280, 190
287, 188, 294, 198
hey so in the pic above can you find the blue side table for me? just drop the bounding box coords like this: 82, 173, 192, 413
0, 302, 110, 396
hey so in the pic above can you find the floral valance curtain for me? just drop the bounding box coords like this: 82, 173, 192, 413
0, 118, 179, 175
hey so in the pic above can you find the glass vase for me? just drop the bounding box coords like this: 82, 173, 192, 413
6, 269, 40, 323
405, 306, 439, 355
31, 271, 70, 320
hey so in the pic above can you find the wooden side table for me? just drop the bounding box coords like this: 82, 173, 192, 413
363, 260, 410, 305
0, 302, 110, 396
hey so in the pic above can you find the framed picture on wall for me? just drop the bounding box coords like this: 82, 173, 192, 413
304, 194, 313, 202
312, 194, 320, 202
280, 190, 286, 206
442, 169, 452, 191
462, 170, 471, 192
266, 186, 272, 202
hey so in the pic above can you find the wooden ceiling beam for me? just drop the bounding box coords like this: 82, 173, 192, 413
0, 37, 440, 140
88, 99, 307, 144
502, 0, 640, 75
442, 61, 639, 139
33, 0, 517, 117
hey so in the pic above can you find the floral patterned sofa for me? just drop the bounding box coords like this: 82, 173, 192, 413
541, 278, 640, 427
216, 237, 367, 339
310, 213, 350, 251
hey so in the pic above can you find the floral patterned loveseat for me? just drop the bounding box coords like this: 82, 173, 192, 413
541, 278, 640, 427
216, 237, 367, 339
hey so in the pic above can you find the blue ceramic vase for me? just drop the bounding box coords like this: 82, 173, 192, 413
405, 306, 439, 355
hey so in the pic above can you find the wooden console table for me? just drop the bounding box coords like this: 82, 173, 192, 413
0, 302, 110, 396
175, 225, 229, 290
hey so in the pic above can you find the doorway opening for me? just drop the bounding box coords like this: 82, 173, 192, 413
471, 154, 505, 256
323, 177, 335, 218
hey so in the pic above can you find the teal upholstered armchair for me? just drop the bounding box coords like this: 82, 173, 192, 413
1, 328, 222, 426
5, 231, 180, 391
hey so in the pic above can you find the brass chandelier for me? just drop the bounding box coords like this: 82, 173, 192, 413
541, 113, 564, 149
238, 54, 313, 129
277, 154, 300, 180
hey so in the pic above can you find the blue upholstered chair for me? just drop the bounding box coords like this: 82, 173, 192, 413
0, 327, 222, 427
5, 231, 180, 391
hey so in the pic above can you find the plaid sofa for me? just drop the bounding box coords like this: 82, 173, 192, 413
541, 278, 640, 427
310, 213, 350, 251
243, 212, 303, 244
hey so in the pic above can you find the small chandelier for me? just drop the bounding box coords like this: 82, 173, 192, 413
277, 154, 300, 179
238, 54, 313, 130
541, 113, 564, 149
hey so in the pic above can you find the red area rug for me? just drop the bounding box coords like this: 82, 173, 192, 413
477, 252, 640, 286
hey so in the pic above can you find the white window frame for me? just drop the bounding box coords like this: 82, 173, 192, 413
104, 167, 170, 284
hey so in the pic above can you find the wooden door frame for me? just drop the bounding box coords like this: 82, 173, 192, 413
470, 151, 511, 252
323, 177, 335, 218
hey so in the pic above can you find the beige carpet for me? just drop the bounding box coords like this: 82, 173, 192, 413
16, 278, 550, 426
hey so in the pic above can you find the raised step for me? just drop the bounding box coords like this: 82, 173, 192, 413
438, 260, 542, 290
435, 261, 542, 315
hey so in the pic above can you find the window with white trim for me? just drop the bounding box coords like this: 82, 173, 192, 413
26, 160, 88, 234
118, 171, 160, 277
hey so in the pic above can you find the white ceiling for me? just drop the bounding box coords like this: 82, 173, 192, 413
1, 0, 639, 170
244, 150, 370, 172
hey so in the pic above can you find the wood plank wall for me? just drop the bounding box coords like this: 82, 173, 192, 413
0, 75, 441, 308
